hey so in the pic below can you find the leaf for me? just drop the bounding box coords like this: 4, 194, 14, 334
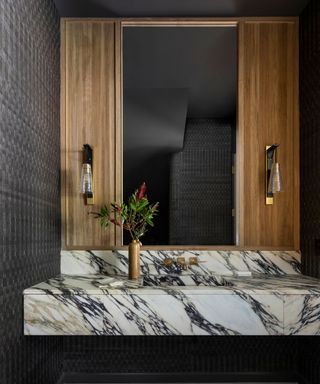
129, 202, 137, 212
135, 199, 148, 212
92, 183, 159, 240
100, 215, 110, 228
146, 217, 154, 227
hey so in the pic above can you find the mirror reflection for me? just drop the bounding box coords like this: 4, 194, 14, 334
123, 26, 237, 245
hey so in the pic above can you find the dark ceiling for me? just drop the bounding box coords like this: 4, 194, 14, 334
124, 27, 237, 117
53, 0, 309, 17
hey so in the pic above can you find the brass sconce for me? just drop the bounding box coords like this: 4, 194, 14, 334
80, 144, 94, 205
266, 144, 283, 205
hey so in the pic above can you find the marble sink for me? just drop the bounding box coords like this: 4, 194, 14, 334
142, 274, 234, 287
23, 250, 320, 336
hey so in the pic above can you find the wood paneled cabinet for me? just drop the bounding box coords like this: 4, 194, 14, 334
61, 18, 299, 250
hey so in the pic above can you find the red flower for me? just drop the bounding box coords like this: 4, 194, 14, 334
110, 218, 121, 227
136, 182, 147, 200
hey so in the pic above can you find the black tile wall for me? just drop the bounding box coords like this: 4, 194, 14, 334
299, 1, 320, 383
298, 337, 320, 384
0, 1, 62, 383
300, 0, 320, 279
169, 119, 234, 245
62, 336, 301, 377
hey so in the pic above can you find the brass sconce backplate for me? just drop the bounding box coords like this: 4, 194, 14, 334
265, 144, 280, 205
266, 145, 273, 205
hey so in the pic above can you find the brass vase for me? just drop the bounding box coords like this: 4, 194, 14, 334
128, 240, 140, 279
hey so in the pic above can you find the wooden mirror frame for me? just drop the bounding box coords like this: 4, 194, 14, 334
61, 17, 299, 251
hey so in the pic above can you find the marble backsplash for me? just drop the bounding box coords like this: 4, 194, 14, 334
61, 250, 301, 276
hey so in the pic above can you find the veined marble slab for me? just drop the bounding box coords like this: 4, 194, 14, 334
24, 293, 283, 336
24, 249, 320, 336
283, 294, 320, 335
24, 273, 320, 336
61, 250, 301, 276
24, 275, 284, 336
24, 274, 320, 296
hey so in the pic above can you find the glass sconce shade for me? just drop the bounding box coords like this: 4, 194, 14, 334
267, 162, 283, 194
81, 163, 93, 194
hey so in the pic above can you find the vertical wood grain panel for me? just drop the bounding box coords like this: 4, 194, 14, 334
114, 21, 123, 247
237, 21, 245, 246
239, 20, 299, 248
61, 19, 67, 248
62, 21, 121, 248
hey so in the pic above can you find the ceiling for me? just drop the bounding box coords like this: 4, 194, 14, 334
123, 27, 237, 117
53, 0, 309, 17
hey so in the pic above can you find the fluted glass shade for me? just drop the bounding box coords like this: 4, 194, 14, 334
80, 163, 93, 194
268, 162, 283, 194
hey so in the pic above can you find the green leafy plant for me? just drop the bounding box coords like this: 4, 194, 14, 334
93, 182, 159, 241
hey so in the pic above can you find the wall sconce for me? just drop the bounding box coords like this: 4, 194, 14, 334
80, 144, 94, 205
266, 144, 283, 205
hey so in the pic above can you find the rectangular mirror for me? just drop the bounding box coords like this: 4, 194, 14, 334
123, 24, 237, 246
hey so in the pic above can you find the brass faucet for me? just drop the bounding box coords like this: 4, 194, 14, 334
163, 256, 199, 270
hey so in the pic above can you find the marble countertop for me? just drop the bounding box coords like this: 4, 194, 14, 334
24, 250, 320, 336
23, 273, 320, 296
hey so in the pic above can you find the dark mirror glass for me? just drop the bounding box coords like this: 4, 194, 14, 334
123, 26, 237, 245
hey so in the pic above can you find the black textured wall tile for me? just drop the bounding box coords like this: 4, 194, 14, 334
169, 119, 234, 245
298, 337, 320, 384
300, 0, 320, 280
0, 0, 62, 383
62, 336, 300, 375
300, 1, 320, 383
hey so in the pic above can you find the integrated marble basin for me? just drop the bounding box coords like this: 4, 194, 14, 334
143, 274, 234, 287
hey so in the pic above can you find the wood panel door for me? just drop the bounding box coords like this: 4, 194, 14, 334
238, 20, 299, 248
61, 20, 122, 249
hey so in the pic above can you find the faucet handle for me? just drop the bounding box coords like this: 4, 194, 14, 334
189, 256, 199, 266
177, 257, 188, 270
163, 258, 174, 267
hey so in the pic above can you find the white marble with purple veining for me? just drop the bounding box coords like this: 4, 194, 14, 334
23, 249, 320, 336
24, 273, 286, 336
283, 294, 320, 335
24, 269, 320, 336
61, 249, 301, 276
